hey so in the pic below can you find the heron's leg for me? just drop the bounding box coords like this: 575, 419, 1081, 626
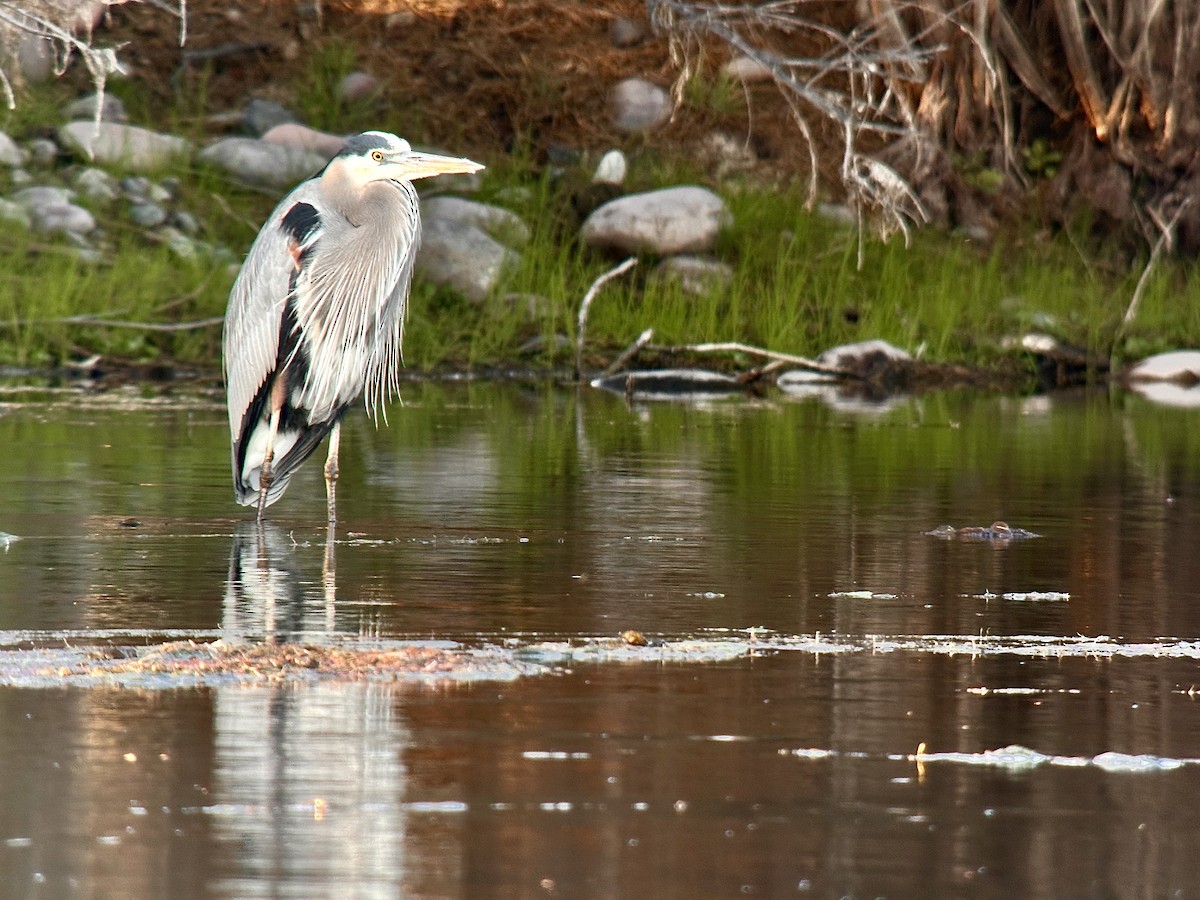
257, 408, 281, 521
324, 420, 341, 524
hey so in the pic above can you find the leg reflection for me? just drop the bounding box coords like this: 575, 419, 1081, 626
224, 521, 338, 642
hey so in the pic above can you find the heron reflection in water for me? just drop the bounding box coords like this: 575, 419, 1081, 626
222, 131, 484, 523
224, 522, 337, 642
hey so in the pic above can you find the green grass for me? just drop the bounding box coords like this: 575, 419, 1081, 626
4, 82, 1200, 380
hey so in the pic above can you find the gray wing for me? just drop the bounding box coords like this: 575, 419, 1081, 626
222, 179, 324, 441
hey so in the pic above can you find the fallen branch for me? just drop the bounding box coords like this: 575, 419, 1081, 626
575, 257, 637, 381
0, 314, 223, 332
602, 327, 654, 376
650, 340, 853, 378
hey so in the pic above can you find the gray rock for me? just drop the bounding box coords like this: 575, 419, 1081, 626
197, 137, 326, 189
261, 123, 346, 159
243, 98, 299, 136
30, 203, 96, 236
609, 78, 672, 133
12, 186, 75, 210
338, 71, 381, 104
73, 167, 119, 202
417, 218, 520, 302
0, 199, 31, 229
27, 139, 59, 167
59, 122, 191, 170
159, 226, 200, 261
65, 92, 128, 123
129, 202, 168, 228
818, 339, 912, 370
582, 186, 731, 255
722, 55, 774, 83
0, 132, 24, 167
817, 203, 856, 226
653, 255, 734, 295
422, 196, 530, 248
18, 36, 53, 83
119, 175, 151, 199
609, 16, 646, 48
171, 210, 200, 234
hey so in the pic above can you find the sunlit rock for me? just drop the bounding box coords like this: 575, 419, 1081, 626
592, 149, 627, 186
0, 132, 24, 167
652, 255, 733, 296
197, 137, 325, 190
609, 78, 672, 133
59, 121, 190, 170
65, 92, 128, 123
261, 123, 346, 159
416, 218, 520, 303
582, 186, 731, 255
423, 196, 530, 248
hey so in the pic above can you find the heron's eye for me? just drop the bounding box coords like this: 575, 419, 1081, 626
370, 150, 384, 162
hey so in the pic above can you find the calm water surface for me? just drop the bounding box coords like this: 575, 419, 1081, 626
1, 381, 1200, 897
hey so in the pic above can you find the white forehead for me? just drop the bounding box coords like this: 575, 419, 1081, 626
360, 131, 411, 154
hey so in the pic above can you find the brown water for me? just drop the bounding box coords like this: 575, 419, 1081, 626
1, 381, 1200, 897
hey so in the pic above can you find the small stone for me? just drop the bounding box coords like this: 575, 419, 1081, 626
129, 202, 168, 228
27, 139, 59, 167
30, 203, 96, 236
9, 169, 32, 186
65, 92, 128, 123
0, 199, 31, 229
159, 226, 199, 261
0, 132, 24, 167
12, 186, 75, 210
243, 98, 299, 136
145, 182, 173, 205
337, 71, 381, 104
592, 149, 627, 186
653, 255, 734, 296
73, 167, 119, 202
119, 176, 151, 199
722, 55, 774, 83
609, 16, 646, 49
609, 78, 672, 133
171, 210, 200, 234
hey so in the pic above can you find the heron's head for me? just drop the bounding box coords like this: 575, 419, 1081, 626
330, 131, 484, 187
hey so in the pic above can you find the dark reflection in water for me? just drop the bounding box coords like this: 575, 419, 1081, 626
1, 384, 1200, 896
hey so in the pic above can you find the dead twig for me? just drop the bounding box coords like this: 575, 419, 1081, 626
575, 257, 637, 381
0, 314, 223, 332
602, 327, 654, 376
650, 340, 853, 378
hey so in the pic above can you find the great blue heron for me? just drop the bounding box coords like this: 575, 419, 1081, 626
223, 131, 483, 522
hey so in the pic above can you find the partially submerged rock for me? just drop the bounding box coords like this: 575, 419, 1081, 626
591, 368, 746, 400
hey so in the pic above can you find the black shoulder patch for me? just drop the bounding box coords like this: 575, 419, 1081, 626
280, 202, 321, 246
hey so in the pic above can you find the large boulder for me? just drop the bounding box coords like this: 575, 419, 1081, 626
58, 122, 190, 170
197, 138, 326, 190
582, 186, 731, 255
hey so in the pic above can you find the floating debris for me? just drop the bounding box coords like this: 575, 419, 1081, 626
0, 638, 545, 688
1002, 591, 1070, 602
828, 590, 898, 599
925, 521, 1041, 541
